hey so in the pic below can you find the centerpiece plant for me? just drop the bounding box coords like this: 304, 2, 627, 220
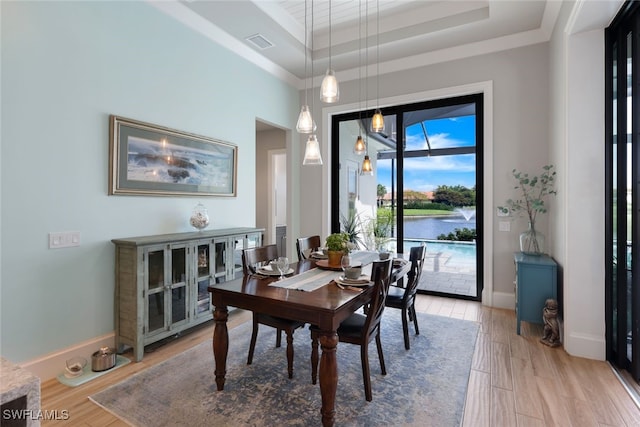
325, 232, 350, 266
506, 164, 557, 254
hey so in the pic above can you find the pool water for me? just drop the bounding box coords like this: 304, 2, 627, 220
401, 239, 477, 269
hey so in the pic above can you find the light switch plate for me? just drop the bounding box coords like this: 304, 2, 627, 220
49, 231, 81, 249
499, 221, 511, 232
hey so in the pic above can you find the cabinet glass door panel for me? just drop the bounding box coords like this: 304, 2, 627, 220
232, 237, 244, 279
213, 239, 228, 283
196, 279, 211, 314
147, 291, 165, 334
197, 243, 211, 277
171, 247, 187, 284
247, 234, 260, 249
147, 249, 165, 291
171, 285, 187, 324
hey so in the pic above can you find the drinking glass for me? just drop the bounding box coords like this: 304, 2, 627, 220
276, 256, 289, 280
341, 254, 352, 276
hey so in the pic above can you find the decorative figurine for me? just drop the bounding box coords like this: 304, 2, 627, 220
540, 298, 561, 347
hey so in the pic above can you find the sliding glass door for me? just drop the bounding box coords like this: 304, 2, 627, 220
606, 1, 640, 380
331, 94, 483, 300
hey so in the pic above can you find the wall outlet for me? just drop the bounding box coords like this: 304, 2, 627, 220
497, 206, 510, 217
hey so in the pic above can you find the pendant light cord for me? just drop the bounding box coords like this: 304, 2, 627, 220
304, 0, 308, 106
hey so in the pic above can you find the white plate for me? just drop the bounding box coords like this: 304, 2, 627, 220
258, 267, 294, 276
335, 276, 370, 286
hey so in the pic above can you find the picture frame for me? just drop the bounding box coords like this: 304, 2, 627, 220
109, 115, 237, 197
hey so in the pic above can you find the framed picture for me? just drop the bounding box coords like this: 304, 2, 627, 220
109, 115, 237, 196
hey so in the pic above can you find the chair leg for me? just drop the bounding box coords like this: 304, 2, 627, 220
275, 328, 282, 348
401, 307, 410, 350
375, 332, 386, 376
310, 332, 319, 385
247, 316, 259, 365
361, 343, 372, 402
411, 303, 420, 336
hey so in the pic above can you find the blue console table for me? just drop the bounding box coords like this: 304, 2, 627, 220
514, 252, 558, 334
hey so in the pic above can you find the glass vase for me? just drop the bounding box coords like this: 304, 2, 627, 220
190, 203, 210, 231
520, 222, 545, 255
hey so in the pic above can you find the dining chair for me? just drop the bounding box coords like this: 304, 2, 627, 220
310, 258, 393, 401
296, 235, 322, 261
242, 245, 305, 379
385, 244, 427, 350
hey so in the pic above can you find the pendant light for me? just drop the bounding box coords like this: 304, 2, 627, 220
303, 0, 323, 165
361, 155, 373, 175
370, 0, 384, 133
353, 0, 365, 155
296, 0, 316, 134
303, 134, 323, 165
320, 0, 339, 103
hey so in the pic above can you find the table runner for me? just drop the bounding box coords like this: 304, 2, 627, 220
349, 251, 380, 266
268, 268, 342, 292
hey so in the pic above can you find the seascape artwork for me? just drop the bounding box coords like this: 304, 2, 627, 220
126, 135, 233, 192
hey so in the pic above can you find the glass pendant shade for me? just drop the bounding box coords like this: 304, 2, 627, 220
320, 69, 339, 103
303, 135, 323, 165
361, 155, 373, 175
296, 105, 316, 134
371, 109, 385, 132
354, 135, 366, 155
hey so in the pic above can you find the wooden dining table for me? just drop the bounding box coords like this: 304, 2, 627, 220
208, 256, 410, 427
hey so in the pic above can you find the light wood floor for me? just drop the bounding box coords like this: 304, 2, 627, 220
39, 295, 640, 426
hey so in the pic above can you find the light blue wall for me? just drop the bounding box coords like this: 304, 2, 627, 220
1, 1, 298, 362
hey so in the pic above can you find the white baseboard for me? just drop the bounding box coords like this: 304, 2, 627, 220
19, 333, 116, 382
491, 291, 515, 310
564, 331, 606, 361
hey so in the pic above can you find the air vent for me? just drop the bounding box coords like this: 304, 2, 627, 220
246, 33, 274, 50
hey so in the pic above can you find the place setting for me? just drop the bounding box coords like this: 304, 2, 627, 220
334, 254, 370, 291
256, 257, 294, 279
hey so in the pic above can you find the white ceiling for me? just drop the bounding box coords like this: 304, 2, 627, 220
165, 0, 561, 87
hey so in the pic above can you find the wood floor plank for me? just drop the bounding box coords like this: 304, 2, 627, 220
516, 413, 545, 427
462, 369, 491, 427
543, 345, 587, 401
509, 332, 531, 360
491, 385, 517, 427
565, 356, 625, 426
491, 341, 513, 390
511, 357, 544, 419
563, 397, 599, 427
535, 376, 572, 426
471, 332, 491, 373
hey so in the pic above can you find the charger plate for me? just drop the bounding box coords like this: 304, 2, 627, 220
314, 260, 342, 271
335, 276, 370, 286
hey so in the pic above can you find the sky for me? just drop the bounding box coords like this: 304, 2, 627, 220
376, 115, 476, 194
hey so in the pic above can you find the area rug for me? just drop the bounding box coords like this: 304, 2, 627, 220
90, 310, 478, 426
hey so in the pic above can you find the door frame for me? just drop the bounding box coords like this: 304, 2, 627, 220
322, 81, 493, 305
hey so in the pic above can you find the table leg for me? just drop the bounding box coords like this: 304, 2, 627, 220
318, 331, 338, 427
213, 305, 229, 391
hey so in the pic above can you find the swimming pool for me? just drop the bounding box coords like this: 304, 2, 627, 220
398, 239, 477, 269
